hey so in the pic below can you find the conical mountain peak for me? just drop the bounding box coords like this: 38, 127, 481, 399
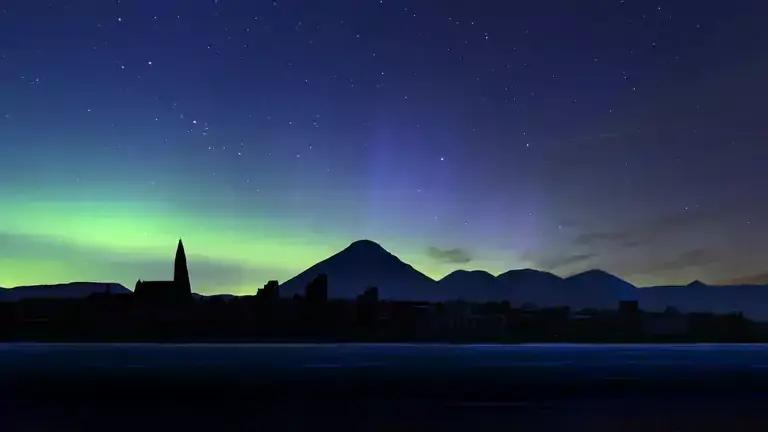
279, 239, 438, 301
572, 269, 610, 278
344, 239, 387, 253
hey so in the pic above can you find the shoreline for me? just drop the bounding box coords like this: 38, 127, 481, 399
3, 339, 768, 345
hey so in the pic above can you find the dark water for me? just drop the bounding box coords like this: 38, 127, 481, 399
4, 343, 768, 431
4, 342, 768, 375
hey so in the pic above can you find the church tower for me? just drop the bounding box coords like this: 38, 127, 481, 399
174, 239, 192, 297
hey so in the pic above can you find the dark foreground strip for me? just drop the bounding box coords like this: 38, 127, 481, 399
3, 370, 768, 430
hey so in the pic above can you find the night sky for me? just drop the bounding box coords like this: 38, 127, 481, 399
1, 0, 767, 294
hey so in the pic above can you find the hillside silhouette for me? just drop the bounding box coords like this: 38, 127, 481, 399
496, 269, 568, 307
564, 270, 638, 310
3, 239, 768, 318
279, 239, 439, 301
0, 282, 131, 302
438, 270, 503, 302
2, 238, 768, 344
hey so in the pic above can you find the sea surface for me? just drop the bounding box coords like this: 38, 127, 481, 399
3, 342, 768, 377
5, 344, 768, 431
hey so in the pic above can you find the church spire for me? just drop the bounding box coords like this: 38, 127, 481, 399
174, 238, 191, 296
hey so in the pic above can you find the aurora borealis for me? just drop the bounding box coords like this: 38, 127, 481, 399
1, 0, 767, 294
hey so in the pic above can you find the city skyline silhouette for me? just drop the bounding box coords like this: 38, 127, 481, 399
2, 1, 767, 429
3, 238, 768, 322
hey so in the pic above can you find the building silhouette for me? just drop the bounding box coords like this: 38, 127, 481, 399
174, 239, 191, 295
356, 286, 379, 332
619, 300, 640, 314
305, 274, 328, 306
258, 280, 280, 301
134, 239, 192, 303
302, 274, 329, 335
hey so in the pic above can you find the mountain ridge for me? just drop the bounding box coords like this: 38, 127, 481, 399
439, 270, 503, 302
4, 239, 768, 319
0, 282, 131, 302
278, 239, 440, 301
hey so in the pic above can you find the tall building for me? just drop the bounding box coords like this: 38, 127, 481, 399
619, 300, 639, 314
258, 280, 280, 301
356, 286, 380, 330
305, 274, 328, 305
134, 239, 192, 302
303, 274, 329, 334
359, 286, 378, 303
174, 239, 192, 297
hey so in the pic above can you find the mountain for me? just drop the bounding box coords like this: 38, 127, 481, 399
439, 270, 504, 301
198, 293, 237, 302
496, 269, 568, 307
564, 270, 637, 310
637, 282, 768, 319
0, 282, 131, 302
279, 240, 440, 301
278, 241, 641, 307
718, 273, 768, 286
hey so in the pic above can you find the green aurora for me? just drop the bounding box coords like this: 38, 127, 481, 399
0, 193, 518, 294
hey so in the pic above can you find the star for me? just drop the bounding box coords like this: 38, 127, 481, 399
1, 0, 764, 294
